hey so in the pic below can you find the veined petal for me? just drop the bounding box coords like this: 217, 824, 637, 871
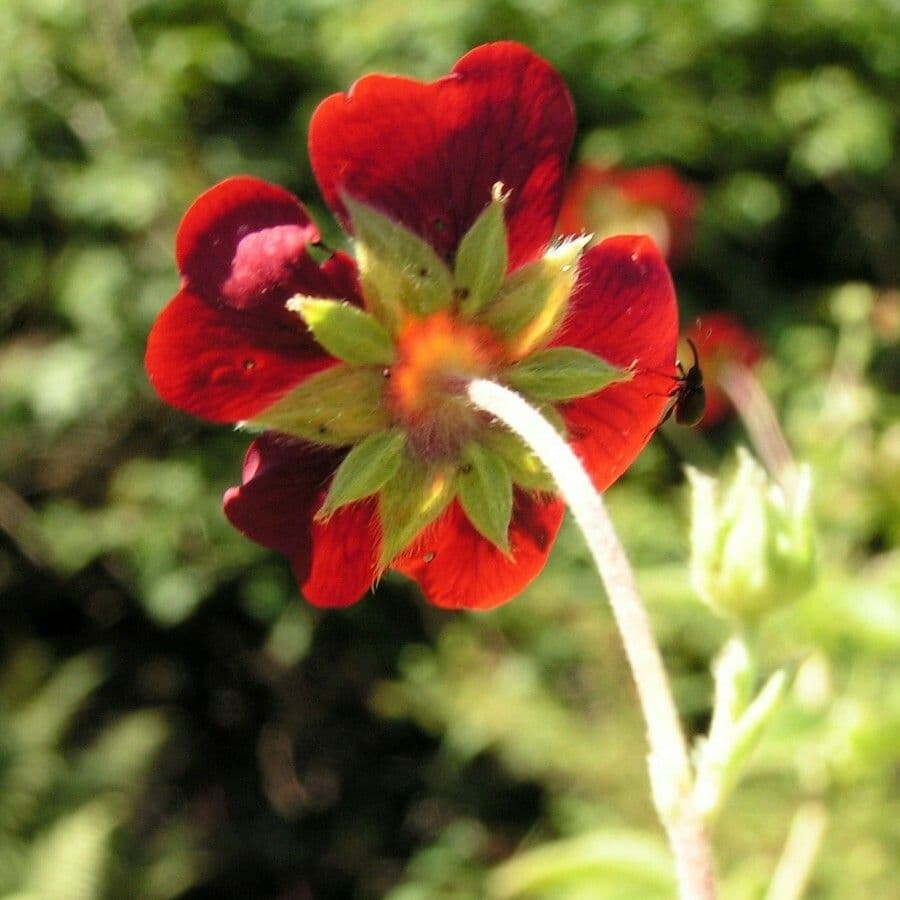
145, 289, 336, 423
394, 492, 564, 610
552, 236, 679, 491
146, 252, 360, 424
309, 41, 574, 271
223, 434, 377, 607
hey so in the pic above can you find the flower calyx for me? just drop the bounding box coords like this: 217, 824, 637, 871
246, 192, 630, 559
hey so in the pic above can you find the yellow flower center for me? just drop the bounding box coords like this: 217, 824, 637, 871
388, 312, 505, 460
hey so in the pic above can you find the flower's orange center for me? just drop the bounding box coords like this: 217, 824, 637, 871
388, 312, 504, 460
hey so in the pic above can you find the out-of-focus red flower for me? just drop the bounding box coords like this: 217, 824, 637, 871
558, 164, 702, 265
684, 314, 764, 427
145, 43, 679, 610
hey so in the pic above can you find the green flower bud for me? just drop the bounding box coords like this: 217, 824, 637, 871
687, 449, 816, 623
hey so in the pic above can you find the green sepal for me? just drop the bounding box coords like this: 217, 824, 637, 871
454, 184, 508, 317
345, 194, 454, 325
483, 428, 555, 492
246, 364, 389, 446
457, 442, 514, 554
478, 236, 589, 356
505, 347, 630, 402
377, 453, 456, 567
288, 296, 395, 365
316, 428, 407, 519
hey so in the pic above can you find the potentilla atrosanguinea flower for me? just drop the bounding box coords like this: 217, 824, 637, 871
684, 314, 764, 427
557, 164, 702, 265
145, 42, 679, 610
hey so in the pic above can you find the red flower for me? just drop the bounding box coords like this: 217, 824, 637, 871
558, 164, 702, 265
146, 43, 678, 610
684, 314, 764, 427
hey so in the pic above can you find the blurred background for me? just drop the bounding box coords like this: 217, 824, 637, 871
0, 1, 898, 897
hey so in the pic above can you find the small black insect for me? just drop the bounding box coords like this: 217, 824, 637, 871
658, 338, 706, 427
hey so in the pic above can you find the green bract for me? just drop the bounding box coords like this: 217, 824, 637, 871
458, 442, 514, 553
505, 347, 630, 401
345, 194, 454, 325
247, 193, 629, 559
317, 428, 407, 519
248, 364, 390, 445
454, 183, 509, 316
378, 454, 456, 566
289, 296, 395, 365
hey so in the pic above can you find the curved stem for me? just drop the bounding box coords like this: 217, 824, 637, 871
717, 362, 795, 487
467, 378, 717, 900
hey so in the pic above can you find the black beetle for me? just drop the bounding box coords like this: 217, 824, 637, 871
658, 338, 706, 427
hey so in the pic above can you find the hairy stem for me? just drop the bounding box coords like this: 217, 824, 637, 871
718, 361, 795, 487
467, 378, 717, 900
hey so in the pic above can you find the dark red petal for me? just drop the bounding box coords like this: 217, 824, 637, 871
552, 236, 679, 491
309, 42, 574, 270
223, 434, 377, 608
176, 175, 341, 310
394, 492, 564, 610
145, 289, 336, 423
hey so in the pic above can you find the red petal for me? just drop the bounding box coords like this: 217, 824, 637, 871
223, 434, 377, 608
309, 42, 574, 270
558, 165, 702, 265
552, 236, 679, 491
394, 492, 564, 610
145, 289, 335, 423
146, 251, 361, 423
175, 175, 353, 310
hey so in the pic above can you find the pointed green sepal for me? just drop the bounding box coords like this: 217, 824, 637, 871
288, 296, 395, 365
454, 184, 508, 318
317, 428, 408, 519
457, 442, 514, 553
246, 365, 389, 446
505, 347, 630, 402
377, 454, 456, 566
345, 194, 454, 324
478, 236, 589, 357
483, 428, 555, 492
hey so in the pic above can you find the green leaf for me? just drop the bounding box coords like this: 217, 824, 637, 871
505, 347, 630, 401
317, 429, 407, 518
378, 454, 456, 566
454, 184, 508, 317
488, 828, 674, 899
478, 236, 588, 356
345, 194, 454, 324
288, 296, 395, 365
457, 442, 514, 553
247, 365, 389, 445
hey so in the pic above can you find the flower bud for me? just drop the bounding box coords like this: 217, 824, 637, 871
687, 448, 816, 622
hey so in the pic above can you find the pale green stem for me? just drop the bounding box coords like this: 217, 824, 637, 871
693, 634, 788, 822
764, 803, 828, 900
717, 362, 796, 490
467, 378, 717, 900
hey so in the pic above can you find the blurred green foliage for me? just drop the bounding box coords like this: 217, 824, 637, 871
0, 0, 897, 897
